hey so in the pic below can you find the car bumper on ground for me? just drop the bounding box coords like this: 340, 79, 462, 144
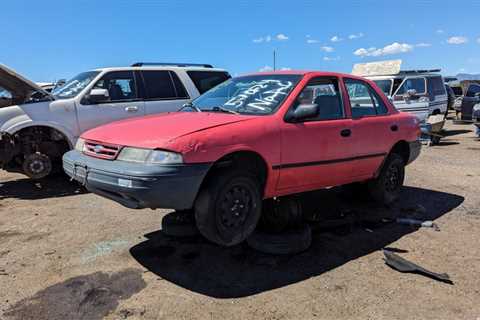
407, 140, 422, 165
63, 150, 212, 210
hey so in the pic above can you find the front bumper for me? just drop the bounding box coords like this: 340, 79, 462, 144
63, 150, 212, 210
407, 140, 422, 165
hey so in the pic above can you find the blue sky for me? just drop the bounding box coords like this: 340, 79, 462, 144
2, 0, 480, 82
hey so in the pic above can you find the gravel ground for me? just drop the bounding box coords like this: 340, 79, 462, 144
0, 119, 479, 320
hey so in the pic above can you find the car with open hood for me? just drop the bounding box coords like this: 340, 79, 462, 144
0, 63, 230, 179
64, 71, 422, 247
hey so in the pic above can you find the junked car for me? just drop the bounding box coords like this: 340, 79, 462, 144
352, 60, 448, 122
64, 71, 422, 247
0, 63, 230, 179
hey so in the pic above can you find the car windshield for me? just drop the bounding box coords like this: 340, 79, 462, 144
373, 80, 392, 96
191, 74, 302, 115
52, 71, 100, 99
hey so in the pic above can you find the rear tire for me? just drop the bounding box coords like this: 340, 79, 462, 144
194, 170, 262, 246
368, 153, 405, 205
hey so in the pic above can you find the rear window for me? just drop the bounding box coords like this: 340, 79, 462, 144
187, 71, 231, 94
141, 71, 188, 99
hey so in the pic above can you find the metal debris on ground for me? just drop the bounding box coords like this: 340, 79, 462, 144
396, 218, 440, 231
383, 249, 452, 284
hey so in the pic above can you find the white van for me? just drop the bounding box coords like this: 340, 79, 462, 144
353, 60, 448, 122
0, 63, 230, 178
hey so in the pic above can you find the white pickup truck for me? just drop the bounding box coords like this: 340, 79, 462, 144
0, 63, 230, 178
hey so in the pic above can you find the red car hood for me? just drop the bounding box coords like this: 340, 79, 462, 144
82, 112, 257, 149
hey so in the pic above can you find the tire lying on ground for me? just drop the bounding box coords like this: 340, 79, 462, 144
161, 210, 199, 237
247, 224, 312, 255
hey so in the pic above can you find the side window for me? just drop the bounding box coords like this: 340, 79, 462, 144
295, 78, 344, 120
187, 71, 231, 94
429, 76, 446, 96
345, 80, 376, 118
170, 72, 189, 98
141, 71, 177, 100
93, 71, 137, 102
466, 84, 480, 97
395, 78, 426, 96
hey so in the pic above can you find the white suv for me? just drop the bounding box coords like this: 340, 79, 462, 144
0, 62, 230, 178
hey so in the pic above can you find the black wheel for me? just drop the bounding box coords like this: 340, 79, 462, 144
368, 153, 405, 205
247, 224, 312, 255
194, 170, 262, 246
430, 135, 441, 145
22, 152, 52, 179
161, 210, 199, 237
260, 197, 303, 233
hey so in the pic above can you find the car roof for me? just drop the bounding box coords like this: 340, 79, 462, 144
92, 66, 228, 73
242, 70, 367, 80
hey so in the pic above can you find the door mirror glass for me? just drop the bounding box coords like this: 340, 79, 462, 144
292, 103, 319, 121
88, 88, 110, 104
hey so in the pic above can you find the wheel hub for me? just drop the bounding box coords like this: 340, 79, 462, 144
220, 186, 252, 228
385, 164, 400, 192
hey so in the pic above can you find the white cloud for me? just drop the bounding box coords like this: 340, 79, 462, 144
330, 35, 343, 42
321, 46, 334, 52
252, 35, 272, 43
436, 29, 444, 34
416, 43, 432, 47
259, 65, 273, 72
276, 33, 289, 41
354, 42, 414, 57
348, 33, 364, 40
447, 36, 468, 44
323, 56, 340, 61
307, 39, 319, 44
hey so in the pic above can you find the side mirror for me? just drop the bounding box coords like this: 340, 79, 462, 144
88, 88, 110, 104
287, 103, 319, 122
406, 89, 417, 97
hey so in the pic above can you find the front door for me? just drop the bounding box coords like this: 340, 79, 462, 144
392, 76, 429, 121
277, 77, 356, 192
77, 71, 145, 133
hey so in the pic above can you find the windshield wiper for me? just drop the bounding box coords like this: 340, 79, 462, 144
208, 106, 239, 115
179, 102, 202, 112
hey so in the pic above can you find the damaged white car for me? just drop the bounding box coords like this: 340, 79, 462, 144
0, 63, 230, 179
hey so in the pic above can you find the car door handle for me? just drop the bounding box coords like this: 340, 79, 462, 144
340, 129, 351, 137
391, 125, 399, 132
125, 106, 139, 112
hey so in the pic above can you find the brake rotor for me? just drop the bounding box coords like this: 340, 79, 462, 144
22, 153, 52, 179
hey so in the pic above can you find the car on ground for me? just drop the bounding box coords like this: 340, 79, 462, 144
64, 71, 422, 246
0, 62, 230, 179
352, 60, 448, 122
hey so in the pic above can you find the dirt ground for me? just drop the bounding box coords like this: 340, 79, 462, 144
0, 119, 479, 320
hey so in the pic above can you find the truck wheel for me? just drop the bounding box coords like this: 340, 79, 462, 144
161, 210, 199, 237
368, 153, 405, 205
247, 224, 312, 255
194, 170, 262, 247
22, 152, 52, 179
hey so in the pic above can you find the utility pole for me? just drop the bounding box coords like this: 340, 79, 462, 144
273, 50, 276, 71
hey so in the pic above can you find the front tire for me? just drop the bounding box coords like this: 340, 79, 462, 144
194, 170, 262, 246
368, 153, 405, 205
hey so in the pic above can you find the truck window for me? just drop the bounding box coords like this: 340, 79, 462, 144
451, 86, 463, 96
187, 71, 231, 94
373, 80, 392, 96
395, 78, 426, 95
428, 76, 446, 96
93, 71, 137, 102
295, 78, 344, 120
466, 84, 480, 97
141, 71, 178, 100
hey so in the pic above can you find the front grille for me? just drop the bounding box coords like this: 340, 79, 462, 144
83, 140, 122, 160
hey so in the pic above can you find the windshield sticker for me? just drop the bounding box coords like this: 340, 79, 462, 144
224, 80, 293, 111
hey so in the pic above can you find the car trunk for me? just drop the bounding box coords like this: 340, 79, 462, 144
0, 64, 53, 108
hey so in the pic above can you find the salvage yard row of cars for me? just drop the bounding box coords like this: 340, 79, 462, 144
0, 62, 423, 247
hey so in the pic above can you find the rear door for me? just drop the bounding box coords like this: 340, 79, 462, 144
77, 70, 146, 132
140, 70, 190, 115
277, 76, 356, 192
344, 78, 394, 178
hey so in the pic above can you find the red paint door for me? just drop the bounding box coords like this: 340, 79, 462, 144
276, 77, 357, 192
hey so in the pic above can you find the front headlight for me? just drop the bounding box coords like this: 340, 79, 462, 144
75, 138, 85, 152
117, 147, 183, 164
